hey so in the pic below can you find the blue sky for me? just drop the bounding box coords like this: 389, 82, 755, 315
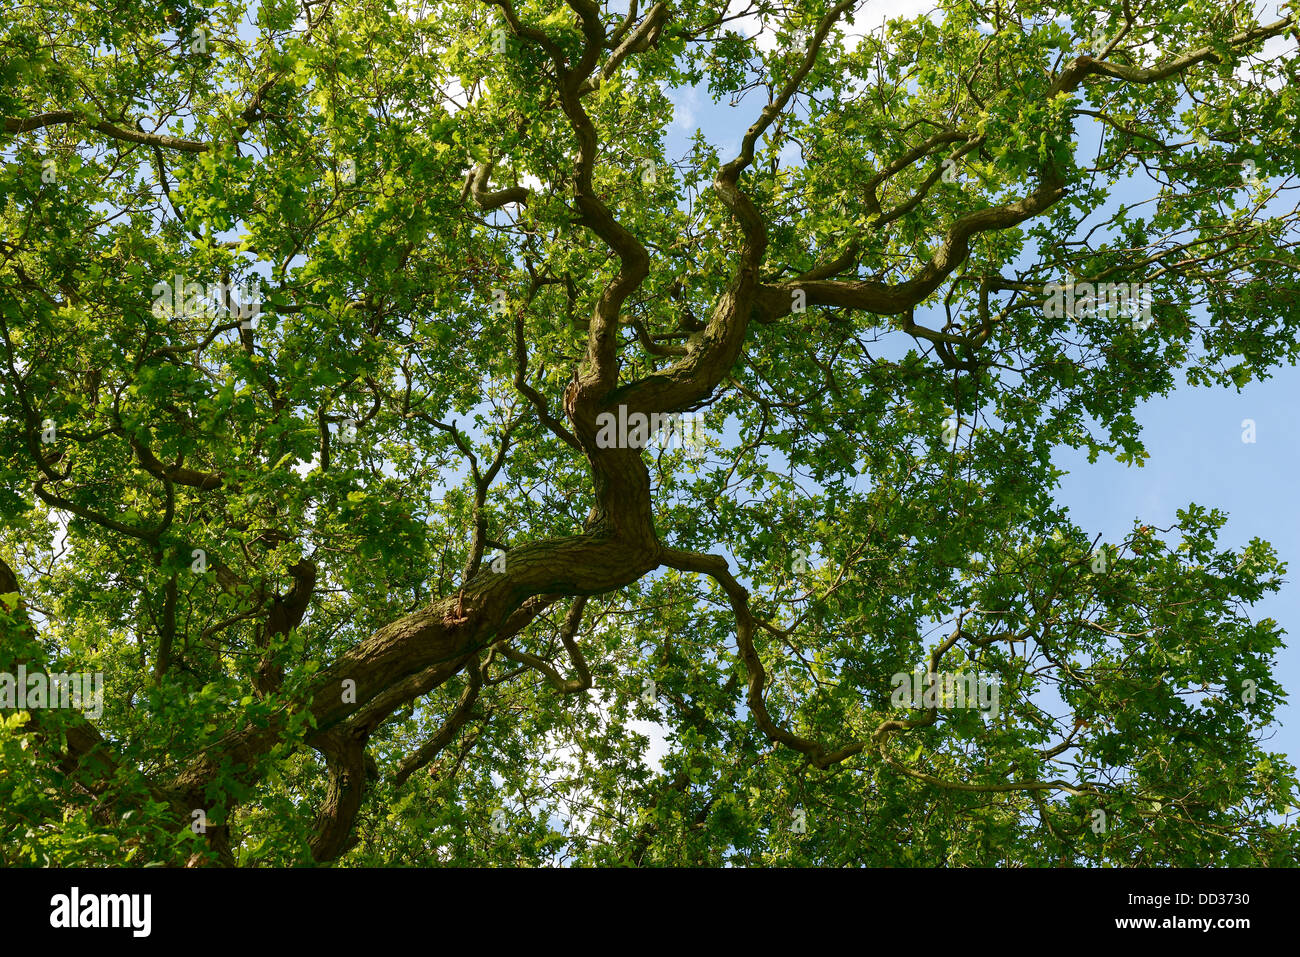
1055, 375, 1300, 764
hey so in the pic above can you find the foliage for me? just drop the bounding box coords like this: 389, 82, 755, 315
2, 0, 1298, 866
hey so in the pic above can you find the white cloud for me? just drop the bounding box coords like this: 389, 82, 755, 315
725, 0, 940, 54
668, 84, 701, 131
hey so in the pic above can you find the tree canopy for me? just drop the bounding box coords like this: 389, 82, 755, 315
2, 0, 1298, 866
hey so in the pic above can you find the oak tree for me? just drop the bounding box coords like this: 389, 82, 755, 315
2, 0, 1299, 865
